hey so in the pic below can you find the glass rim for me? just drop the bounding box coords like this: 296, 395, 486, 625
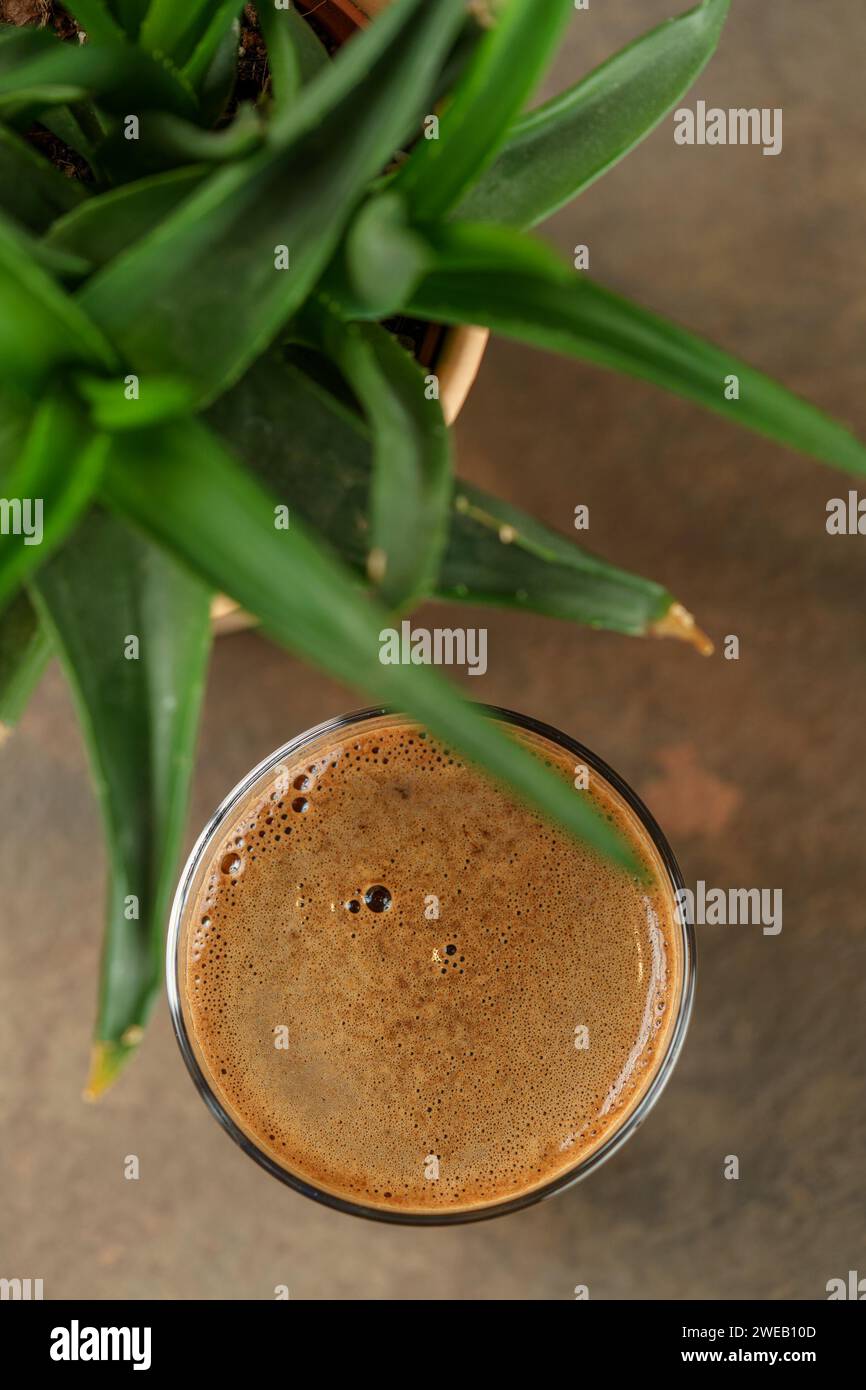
166, 704, 696, 1226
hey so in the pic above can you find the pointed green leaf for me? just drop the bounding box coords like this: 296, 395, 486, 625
0, 213, 115, 391
443, 481, 681, 637
183, 2, 243, 119
0, 588, 52, 740
265, 0, 456, 151
407, 224, 866, 477
209, 351, 696, 644
0, 26, 197, 121
145, 106, 261, 162
0, 187, 88, 282
391, 0, 574, 219
0, 85, 87, 121
457, 0, 730, 227
342, 191, 432, 316
304, 303, 452, 610
0, 27, 59, 69
30, 510, 212, 1095
27, 237, 91, 283
103, 415, 643, 874
44, 166, 205, 268
95, 106, 262, 181
0, 392, 107, 609
109, 0, 149, 41
257, 0, 329, 106
62, 1, 125, 43
0, 195, 91, 280
78, 0, 467, 404
0, 125, 87, 233
77, 372, 196, 430
139, 0, 216, 67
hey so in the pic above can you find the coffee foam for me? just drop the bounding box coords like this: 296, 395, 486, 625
183, 719, 682, 1214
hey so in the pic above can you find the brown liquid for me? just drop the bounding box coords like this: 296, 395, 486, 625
182, 716, 683, 1215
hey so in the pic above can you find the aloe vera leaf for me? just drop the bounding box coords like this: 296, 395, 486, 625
456, 0, 730, 227
0, 176, 89, 279
30, 510, 213, 1096
0, 26, 197, 121
78, 0, 467, 405
62, 1, 125, 43
27, 238, 91, 283
0, 125, 87, 232
108, 0, 149, 41
139, 0, 221, 67
441, 482, 685, 638
183, 2, 243, 119
257, 0, 329, 105
406, 224, 866, 478
143, 107, 262, 162
102, 415, 644, 875
0, 86, 87, 122
0, 213, 115, 391
341, 191, 432, 316
208, 352, 701, 645
0, 187, 90, 280
44, 166, 205, 267
304, 302, 452, 611
0, 588, 52, 742
0, 27, 53, 64
0, 392, 107, 610
391, 0, 574, 220
95, 106, 262, 181
264, 0, 454, 150
76, 373, 196, 430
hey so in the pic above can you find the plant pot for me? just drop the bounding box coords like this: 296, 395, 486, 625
213, 0, 489, 635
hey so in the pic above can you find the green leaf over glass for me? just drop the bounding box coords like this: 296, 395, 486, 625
0, 0, 862, 1095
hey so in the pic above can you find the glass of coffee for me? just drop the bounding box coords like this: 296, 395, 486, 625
167, 706, 695, 1224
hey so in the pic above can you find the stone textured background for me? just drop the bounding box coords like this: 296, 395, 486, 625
2, 0, 865, 1300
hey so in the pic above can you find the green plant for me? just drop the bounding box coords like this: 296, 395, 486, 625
0, 0, 862, 1094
